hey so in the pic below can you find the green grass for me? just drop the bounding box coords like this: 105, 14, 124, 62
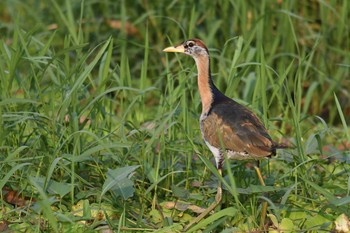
0, 0, 349, 232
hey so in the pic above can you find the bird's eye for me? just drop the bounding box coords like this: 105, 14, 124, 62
188, 42, 194, 47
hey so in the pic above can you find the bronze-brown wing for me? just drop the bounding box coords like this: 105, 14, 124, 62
202, 100, 274, 158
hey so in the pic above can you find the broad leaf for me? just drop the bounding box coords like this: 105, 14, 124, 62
101, 165, 140, 200
31, 177, 71, 198
111, 177, 135, 200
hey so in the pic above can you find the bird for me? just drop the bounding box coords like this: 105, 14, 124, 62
163, 38, 288, 230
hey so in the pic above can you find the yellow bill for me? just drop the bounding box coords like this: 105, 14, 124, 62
163, 44, 185, 53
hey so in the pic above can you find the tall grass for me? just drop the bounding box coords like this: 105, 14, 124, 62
0, 0, 349, 232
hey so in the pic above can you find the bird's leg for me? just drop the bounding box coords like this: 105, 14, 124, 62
254, 165, 268, 231
215, 168, 223, 202
254, 165, 265, 186
183, 168, 223, 231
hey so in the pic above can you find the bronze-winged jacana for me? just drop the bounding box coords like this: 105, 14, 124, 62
163, 39, 288, 230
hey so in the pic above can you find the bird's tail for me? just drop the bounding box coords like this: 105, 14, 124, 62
273, 141, 294, 149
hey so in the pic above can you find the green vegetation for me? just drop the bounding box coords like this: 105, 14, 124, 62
0, 0, 349, 232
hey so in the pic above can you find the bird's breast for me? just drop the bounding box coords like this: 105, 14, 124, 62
199, 110, 228, 149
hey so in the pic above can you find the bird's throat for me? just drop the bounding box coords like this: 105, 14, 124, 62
195, 56, 213, 114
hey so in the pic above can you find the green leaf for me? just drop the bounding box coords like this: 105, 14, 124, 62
29, 177, 58, 232
268, 214, 280, 228
31, 177, 71, 198
304, 214, 332, 230
144, 161, 157, 183
111, 177, 135, 200
334, 93, 350, 143
64, 142, 132, 162
246, 184, 283, 193
0, 163, 31, 190
280, 218, 295, 231
171, 184, 190, 200
149, 209, 162, 224
4, 146, 29, 162
286, 210, 307, 220
330, 195, 350, 206
301, 178, 337, 203
59, 37, 111, 118
82, 199, 91, 219
101, 165, 140, 200
186, 207, 237, 232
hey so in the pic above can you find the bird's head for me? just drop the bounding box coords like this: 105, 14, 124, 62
163, 38, 209, 59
